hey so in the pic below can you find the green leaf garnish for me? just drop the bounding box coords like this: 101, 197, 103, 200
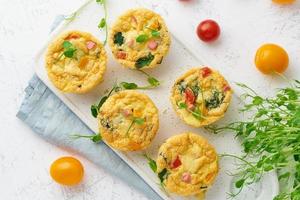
125, 117, 145, 137
135, 53, 154, 69
91, 105, 99, 118
144, 154, 157, 173
178, 102, 187, 109
62, 41, 77, 58
96, 0, 108, 45
120, 82, 138, 90
151, 30, 160, 37
148, 77, 160, 87
98, 18, 106, 28
71, 133, 102, 143
133, 117, 145, 125
114, 32, 124, 46
136, 34, 149, 43
209, 80, 300, 199
158, 168, 169, 184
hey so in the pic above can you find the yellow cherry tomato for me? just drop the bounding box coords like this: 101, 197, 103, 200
50, 156, 84, 186
272, 0, 295, 4
255, 43, 289, 74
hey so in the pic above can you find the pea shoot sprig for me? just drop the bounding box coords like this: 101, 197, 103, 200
125, 117, 145, 137
143, 154, 169, 194
96, 0, 108, 45
90, 73, 160, 118
207, 80, 300, 200
70, 133, 102, 143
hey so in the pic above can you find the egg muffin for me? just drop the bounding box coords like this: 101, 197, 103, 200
98, 90, 159, 151
156, 132, 219, 196
170, 67, 232, 127
45, 30, 107, 93
108, 8, 171, 69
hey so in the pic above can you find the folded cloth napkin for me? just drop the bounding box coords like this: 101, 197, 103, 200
17, 75, 162, 200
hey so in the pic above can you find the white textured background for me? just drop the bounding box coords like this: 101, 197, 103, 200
0, 0, 299, 199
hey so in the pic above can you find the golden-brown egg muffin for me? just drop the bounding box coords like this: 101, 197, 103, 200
98, 90, 159, 151
108, 8, 171, 69
170, 67, 232, 127
156, 132, 218, 196
46, 30, 107, 93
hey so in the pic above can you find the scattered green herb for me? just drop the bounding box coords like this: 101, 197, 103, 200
70, 133, 102, 143
125, 117, 145, 137
135, 53, 154, 69
151, 30, 160, 37
205, 90, 225, 110
178, 102, 187, 109
158, 168, 169, 184
207, 80, 300, 200
144, 154, 157, 173
145, 26, 160, 38
138, 70, 160, 88
90, 85, 118, 118
98, 18, 106, 28
178, 81, 187, 94
62, 41, 77, 58
96, 0, 108, 45
114, 32, 124, 46
192, 106, 202, 120
136, 34, 149, 43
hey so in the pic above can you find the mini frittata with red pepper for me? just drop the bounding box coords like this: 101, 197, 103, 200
156, 132, 218, 196
46, 30, 107, 93
98, 90, 159, 151
108, 8, 171, 69
170, 67, 232, 127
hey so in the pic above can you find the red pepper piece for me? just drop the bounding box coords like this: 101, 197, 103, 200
170, 156, 182, 169
201, 67, 212, 78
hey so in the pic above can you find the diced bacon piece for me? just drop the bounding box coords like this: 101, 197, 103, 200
181, 172, 191, 183
122, 109, 132, 117
66, 34, 79, 40
148, 40, 158, 50
201, 67, 212, 78
223, 85, 231, 92
170, 156, 182, 169
116, 51, 127, 59
127, 39, 135, 48
86, 41, 96, 50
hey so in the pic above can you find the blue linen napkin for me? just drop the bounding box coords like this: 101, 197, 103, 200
17, 75, 162, 200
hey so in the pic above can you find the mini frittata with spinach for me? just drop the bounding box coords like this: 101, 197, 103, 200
156, 132, 218, 196
170, 67, 232, 127
46, 30, 107, 93
108, 8, 171, 69
98, 90, 159, 151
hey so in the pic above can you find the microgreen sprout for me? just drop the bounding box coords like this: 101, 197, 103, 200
143, 154, 157, 173
61, 41, 77, 58
207, 80, 300, 200
125, 117, 145, 137
70, 133, 102, 143
96, 0, 108, 45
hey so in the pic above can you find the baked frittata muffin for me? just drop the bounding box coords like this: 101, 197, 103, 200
156, 132, 218, 196
170, 67, 232, 127
98, 90, 159, 151
46, 30, 107, 93
108, 8, 171, 69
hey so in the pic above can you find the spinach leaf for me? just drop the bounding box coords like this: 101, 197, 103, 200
135, 53, 154, 69
114, 32, 124, 46
205, 90, 225, 110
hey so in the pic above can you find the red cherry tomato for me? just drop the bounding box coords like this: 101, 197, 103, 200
197, 19, 221, 42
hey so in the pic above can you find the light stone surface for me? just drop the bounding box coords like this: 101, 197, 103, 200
0, 0, 299, 199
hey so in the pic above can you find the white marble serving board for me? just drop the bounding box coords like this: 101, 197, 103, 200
34, 0, 278, 199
